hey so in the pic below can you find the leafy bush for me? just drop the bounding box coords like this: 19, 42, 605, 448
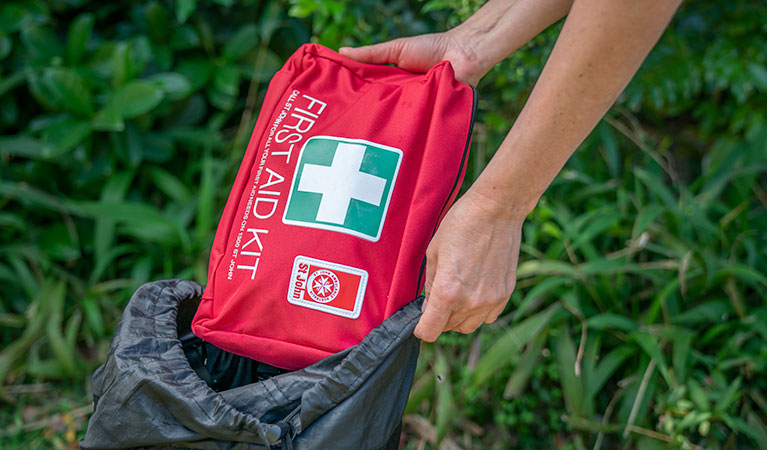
394, 1, 767, 449
0, 0, 297, 387
1, 0, 765, 448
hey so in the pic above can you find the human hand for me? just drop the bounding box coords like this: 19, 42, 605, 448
339, 30, 485, 86
415, 187, 524, 342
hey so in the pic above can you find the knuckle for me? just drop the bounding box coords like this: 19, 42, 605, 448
432, 278, 465, 306
466, 294, 489, 311
455, 324, 476, 334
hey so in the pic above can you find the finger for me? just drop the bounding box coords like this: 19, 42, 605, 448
484, 302, 507, 324
414, 293, 451, 342
451, 312, 489, 334
339, 40, 404, 65
423, 256, 437, 310
445, 298, 493, 333
445, 305, 495, 331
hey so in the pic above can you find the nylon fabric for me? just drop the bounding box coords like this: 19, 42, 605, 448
81, 280, 422, 449
192, 43, 476, 370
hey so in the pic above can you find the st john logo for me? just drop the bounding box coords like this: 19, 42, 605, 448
282, 136, 402, 241
288, 256, 368, 319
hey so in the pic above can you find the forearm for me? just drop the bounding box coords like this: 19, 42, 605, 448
452, 0, 574, 80
471, 0, 682, 216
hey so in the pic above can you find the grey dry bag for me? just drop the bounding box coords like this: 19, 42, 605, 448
81, 280, 422, 449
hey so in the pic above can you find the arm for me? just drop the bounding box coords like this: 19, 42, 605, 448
344, 0, 682, 342
472, 0, 683, 217
340, 0, 574, 85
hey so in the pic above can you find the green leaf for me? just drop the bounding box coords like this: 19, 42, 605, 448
716, 376, 742, 413
0, 135, 46, 159
570, 214, 622, 253
195, 151, 215, 246
0, 31, 11, 60
0, 212, 24, 230
0, 279, 60, 383
40, 68, 94, 116
222, 24, 259, 61
45, 279, 77, 377
94, 81, 165, 129
0, 70, 26, 97
0, 180, 83, 215
175, 0, 198, 23
504, 330, 547, 398
176, 58, 213, 91
586, 313, 638, 332
472, 303, 561, 386
148, 166, 192, 204
748, 63, 767, 92
672, 330, 693, 383
92, 172, 134, 280
80, 296, 104, 338
514, 277, 568, 322
20, 25, 62, 62
209, 65, 240, 110
404, 369, 435, 416
111, 123, 143, 167
40, 119, 91, 157
75, 201, 183, 246
434, 350, 453, 445
147, 72, 192, 101
673, 300, 730, 325
586, 346, 635, 400
746, 413, 767, 450
66, 13, 94, 64
517, 260, 578, 279
171, 25, 200, 50
578, 258, 642, 276
632, 204, 665, 238
112, 81, 165, 118
215, 65, 240, 96
91, 105, 124, 132
630, 331, 673, 388
0, 2, 48, 33
556, 329, 584, 416
146, 2, 170, 42
634, 168, 677, 210
723, 413, 764, 444
715, 264, 767, 289
112, 42, 133, 88
597, 121, 621, 178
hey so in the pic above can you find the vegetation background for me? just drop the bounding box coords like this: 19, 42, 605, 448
1, 0, 765, 448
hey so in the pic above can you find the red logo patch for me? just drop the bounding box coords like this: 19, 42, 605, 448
288, 256, 367, 318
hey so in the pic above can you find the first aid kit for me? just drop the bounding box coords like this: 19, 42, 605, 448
192, 43, 476, 370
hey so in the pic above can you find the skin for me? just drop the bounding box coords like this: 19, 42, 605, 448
340, 0, 683, 342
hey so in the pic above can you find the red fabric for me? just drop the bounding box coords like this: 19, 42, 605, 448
192, 43, 475, 370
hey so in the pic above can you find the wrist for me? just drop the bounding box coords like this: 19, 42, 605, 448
444, 26, 487, 85
464, 177, 538, 224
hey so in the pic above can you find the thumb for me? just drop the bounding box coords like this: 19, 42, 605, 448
339, 39, 404, 65
415, 288, 451, 342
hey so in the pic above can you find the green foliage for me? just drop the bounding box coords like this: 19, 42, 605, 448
0, 0, 299, 403
1, 0, 766, 448
403, 1, 767, 449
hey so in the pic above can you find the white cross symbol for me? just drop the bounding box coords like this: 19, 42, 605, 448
297, 142, 387, 224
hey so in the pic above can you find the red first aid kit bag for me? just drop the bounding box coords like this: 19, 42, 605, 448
192, 43, 476, 370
